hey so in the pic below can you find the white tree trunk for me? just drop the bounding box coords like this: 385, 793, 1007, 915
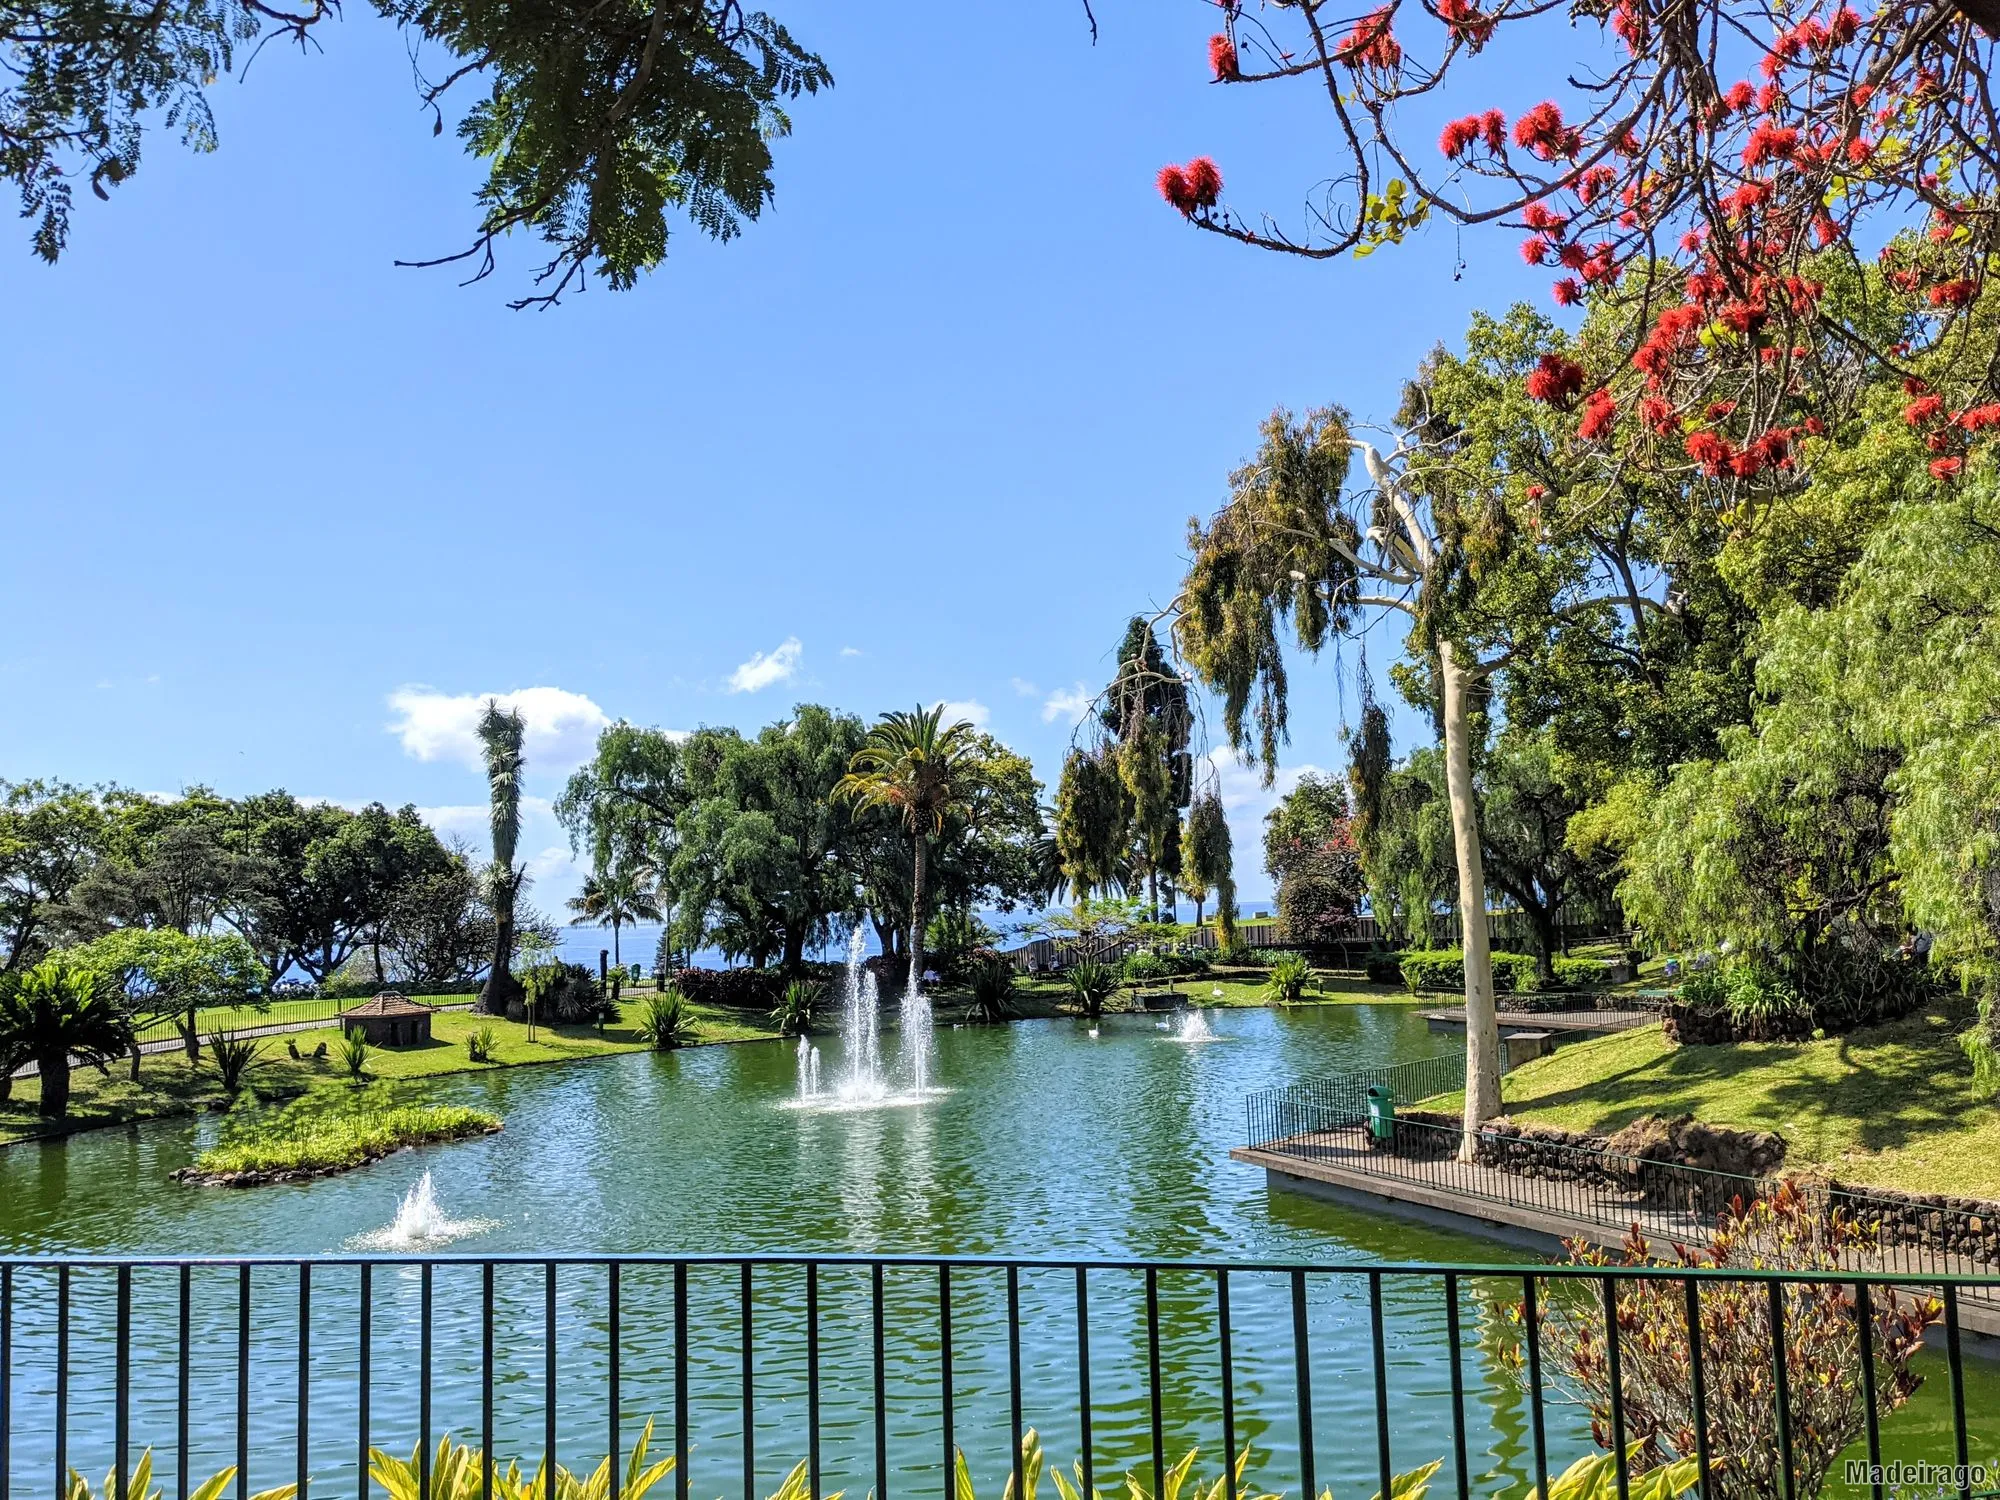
1438, 639, 1503, 1158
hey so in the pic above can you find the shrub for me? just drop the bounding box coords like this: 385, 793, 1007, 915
1124, 949, 1170, 983
925, 909, 999, 985
525, 961, 612, 1024
967, 957, 1016, 1024
1551, 956, 1611, 989
1263, 951, 1312, 1005
64, 1453, 294, 1500
770, 981, 819, 1037
1398, 949, 1540, 993
1365, 953, 1404, 985
636, 993, 692, 1051
370, 1416, 677, 1500
1523, 1184, 1938, 1500
185, 1092, 499, 1182
671, 967, 788, 1011
1156, 948, 1211, 976
338, 1027, 370, 1082
1063, 960, 1118, 1020
205, 1033, 264, 1094
465, 1025, 497, 1063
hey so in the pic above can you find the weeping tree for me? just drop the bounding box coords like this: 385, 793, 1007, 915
1178, 405, 1520, 1141
1182, 788, 1236, 942
1102, 618, 1194, 918
1054, 748, 1132, 901
475, 701, 528, 1016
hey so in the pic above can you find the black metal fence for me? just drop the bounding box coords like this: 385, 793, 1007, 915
1242, 1096, 2000, 1313
0, 1254, 1991, 1500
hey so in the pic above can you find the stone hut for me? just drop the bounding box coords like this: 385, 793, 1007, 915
339, 992, 433, 1047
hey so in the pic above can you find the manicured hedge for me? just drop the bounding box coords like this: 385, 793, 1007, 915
1397, 949, 1542, 993
671, 966, 790, 1009
1551, 955, 1612, 989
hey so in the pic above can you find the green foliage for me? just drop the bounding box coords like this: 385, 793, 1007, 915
465, 1025, 498, 1063
1063, 960, 1118, 1021
204, 1032, 264, 1094
1527, 1186, 1936, 1500
1102, 617, 1193, 910
966, 956, 1015, 1024
1125, 948, 1209, 982
926, 908, 998, 985
1182, 789, 1235, 935
61, 1451, 294, 1500
6, 0, 828, 306
61, 927, 265, 1029
1398, 949, 1540, 994
770, 981, 818, 1037
338, 1026, 371, 1082
1264, 772, 1366, 944
193, 1093, 498, 1180
1055, 748, 1133, 899
1550, 956, 1610, 990
1262, 950, 1312, 1005
637, 992, 692, 1051
0, 957, 134, 1117
370, 1416, 676, 1500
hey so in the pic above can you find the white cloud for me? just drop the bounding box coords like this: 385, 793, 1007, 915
840, 646, 864, 659
1203, 747, 1331, 899
727, 637, 803, 694
936, 699, 991, 729
1041, 683, 1096, 725
388, 686, 610, 773
1010, 677, 1040, 698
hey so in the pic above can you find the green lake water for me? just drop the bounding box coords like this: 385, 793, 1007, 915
0, 1006, 1991, 1498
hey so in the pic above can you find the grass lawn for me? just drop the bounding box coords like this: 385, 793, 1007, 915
991, 965, 1417, 1018
1431, 997, 1999, 1198
0, 995, 781, 1148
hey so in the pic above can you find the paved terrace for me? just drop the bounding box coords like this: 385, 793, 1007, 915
1235, 1123, 2000, 1337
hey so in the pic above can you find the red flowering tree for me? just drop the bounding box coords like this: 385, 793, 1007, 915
1162, 0, 2000, 485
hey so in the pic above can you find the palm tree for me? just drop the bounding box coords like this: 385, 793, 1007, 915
566, 863, 663, 969
836, 705, 984, 991
476, 701, 527, 1016
0, 958, 133, 1119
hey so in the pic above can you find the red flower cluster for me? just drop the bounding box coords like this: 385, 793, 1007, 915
1525, 354, 1588, 407
1208, 33, 1240, 80
1435, 0, 1495, 46
1577, 388, 1617, 440
1157, 158, 1224, 215
1552, 278, 1584, 306
1513, 101, 1580, 160
1633, 304, 1706, 382
1640, 397, 1682, 435
1741, 122, 1799, 168
1903, 393, 1945, 426
1929, 278, 1979, 307
1930, 457, 1964, 480
1959, 404, 2000, 432
1441, 109, 1506, 157
1334, 8, 1402, 70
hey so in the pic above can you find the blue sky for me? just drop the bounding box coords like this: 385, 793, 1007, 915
0, 0, 1555, 909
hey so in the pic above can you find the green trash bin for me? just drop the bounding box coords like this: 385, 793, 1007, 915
1366, 1083, 1395, 1143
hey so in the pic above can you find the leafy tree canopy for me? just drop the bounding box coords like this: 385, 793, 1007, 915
4, 0, 829, 305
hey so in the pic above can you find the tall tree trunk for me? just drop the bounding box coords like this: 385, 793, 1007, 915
1194, 895, 1206, 932
35, 1048, 70, 1118
782, 924, 806, 975
907, 835, 929, 991
612, 920, 622, 970
1524, 898, 1558, 983
130, 1040, 142, 1081
1439, 640, 1502, 1157
479, 875, 521, 1015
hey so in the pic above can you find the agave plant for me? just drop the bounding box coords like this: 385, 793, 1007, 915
206, 1032, 265, 1094
1262, 951, 1312, 1007
636, 992, 692, 1051
967, 957, 1015, 1024
338, 1026, 371, 1083
1063, 960, 1118, 1021
371, 1420, 726, 1500
771, 981, 819, 1037
63, 1450, 294, 1500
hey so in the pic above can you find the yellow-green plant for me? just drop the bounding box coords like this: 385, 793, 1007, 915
63, 1450, 295, 1500
1263, 951, 1312, 1006
370, 1416, 677, 1500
